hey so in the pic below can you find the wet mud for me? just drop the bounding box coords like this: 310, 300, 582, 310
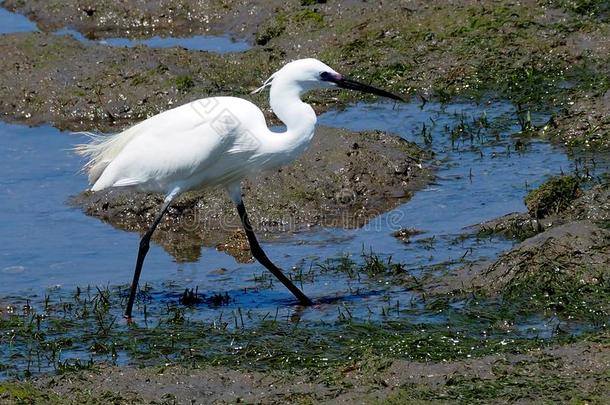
4, 334, 609, 404
2, 0, 284, 39
0, 0, 607, 150
438, 183, 610, 297
1, 1, 610, 403
0, 33, 272, 131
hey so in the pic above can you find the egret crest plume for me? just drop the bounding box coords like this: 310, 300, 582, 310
251, 73, 276, 94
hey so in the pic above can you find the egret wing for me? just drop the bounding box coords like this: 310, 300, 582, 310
90, 97, 268, 193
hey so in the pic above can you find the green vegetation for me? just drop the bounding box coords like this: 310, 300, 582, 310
503, 259, 610, 324
255, 15, 287, 45
175, 75, 194, 92
317, 251, 407, 280
319, 1, 609, 115
1, 248, 608, 380
0, 382, 62, 404
255, 8, 324, 46
301, 0, 327, 6
2, 0, 609, 148
476, 216, 542, 241
0, 1, 609, 402
543, 0, 610, 17
0, 380, 147, 404
293, 9, 324, 25
525, 175, 581, 218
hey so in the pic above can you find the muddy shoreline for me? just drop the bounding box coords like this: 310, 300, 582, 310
2, 0, 285, 40
426, 180, 609, 295
2, 334, 605, 404
0, 1, 608, 149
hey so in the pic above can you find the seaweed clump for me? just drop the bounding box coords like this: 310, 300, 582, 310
525, 175, 581, 219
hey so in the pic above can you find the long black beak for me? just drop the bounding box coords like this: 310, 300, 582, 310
321, 72, 404, 101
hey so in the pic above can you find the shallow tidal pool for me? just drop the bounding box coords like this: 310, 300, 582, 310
0, 100, 607, 377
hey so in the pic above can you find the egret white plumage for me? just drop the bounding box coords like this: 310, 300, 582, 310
76, 58, 403, 318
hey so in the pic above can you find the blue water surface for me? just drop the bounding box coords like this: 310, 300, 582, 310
0, 6, 251, 52
1, 101, 606, 325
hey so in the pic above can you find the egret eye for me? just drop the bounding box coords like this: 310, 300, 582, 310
319, 71, 344, 83
320, 71, 333, 81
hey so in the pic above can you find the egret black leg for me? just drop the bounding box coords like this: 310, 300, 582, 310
124, 199, 172, 318
235, 201, 313, 306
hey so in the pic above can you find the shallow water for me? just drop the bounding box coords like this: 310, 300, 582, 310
1, 101, 606, 327
0, 122, 239, 294
53, 28, 251, 53
0, 7, 250, 52
0, 6, 36, 33
2, 101, 608, 377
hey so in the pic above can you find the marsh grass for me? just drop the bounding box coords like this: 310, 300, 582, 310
1, 252, 607, 380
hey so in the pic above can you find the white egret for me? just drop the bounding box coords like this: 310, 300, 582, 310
76, 58, 403, 318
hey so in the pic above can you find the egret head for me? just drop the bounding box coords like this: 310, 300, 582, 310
253, 58, 404, 101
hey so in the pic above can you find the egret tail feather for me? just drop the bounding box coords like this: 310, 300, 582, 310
73, 126, 145, 185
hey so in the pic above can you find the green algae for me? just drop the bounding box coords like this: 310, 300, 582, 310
1, 1, 609, 152
174, 75, 194, 93
524, 175, 581, 219
545, 0, 610, 18
0, 382, 62, 404
0, 2, 609, 402
1, 251, 608, 380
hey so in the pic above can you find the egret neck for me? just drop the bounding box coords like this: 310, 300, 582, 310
269, 75, 317, 158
